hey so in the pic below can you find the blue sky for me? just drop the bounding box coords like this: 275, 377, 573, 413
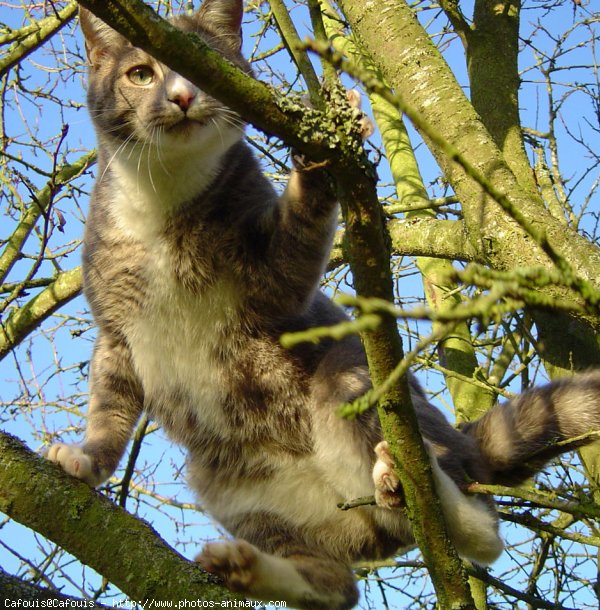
1, 1, 599, 608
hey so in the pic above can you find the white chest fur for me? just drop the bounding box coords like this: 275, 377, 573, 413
99, 120, 244, 432
125, 247, 240, 435
101, 120, 242, 242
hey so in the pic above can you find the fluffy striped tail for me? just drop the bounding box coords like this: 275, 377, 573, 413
462, 370, 600, 486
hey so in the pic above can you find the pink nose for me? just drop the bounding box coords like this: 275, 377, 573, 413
170, 90, 196, 111
166, 74, 199, 112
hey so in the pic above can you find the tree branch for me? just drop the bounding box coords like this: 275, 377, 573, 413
0, 431, 238, 603
269, 0, 322, 104
0, 2, 79, 79
439, 0, 472, 44
387, 218, 480, 262
468, 0, 538, 197
0, 268, 83, 362
0, 150, 96, 285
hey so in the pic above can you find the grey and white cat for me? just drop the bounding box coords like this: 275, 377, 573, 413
47, 1, 600, 608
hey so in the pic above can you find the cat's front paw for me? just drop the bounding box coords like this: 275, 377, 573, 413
47, 443, 96, 486
196, 539, 258, 592
346, 89, 375, 140
373, 441, 404, 508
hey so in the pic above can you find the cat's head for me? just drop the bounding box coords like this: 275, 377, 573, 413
80, 0, 250, 156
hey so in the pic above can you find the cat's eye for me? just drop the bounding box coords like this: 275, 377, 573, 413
127, 65, 155, 86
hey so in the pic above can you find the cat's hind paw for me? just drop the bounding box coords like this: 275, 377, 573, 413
197, 539, 258, 593
47, 443, 97, 486
373, 441, 404, 508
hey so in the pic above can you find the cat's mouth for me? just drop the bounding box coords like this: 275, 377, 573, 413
165, 116, 207, 135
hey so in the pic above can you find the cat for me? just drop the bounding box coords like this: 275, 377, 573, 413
47, 1, 600, 609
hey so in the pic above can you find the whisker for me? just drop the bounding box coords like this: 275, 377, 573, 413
146, 127, 159, 195
220, 118, 246, 132
211, 117, 227, 150
155, 125, 172, 178
216, 108, 245, 130
99, 131, 138, 184
127, 137, 142, 162
137, 131, 151, 195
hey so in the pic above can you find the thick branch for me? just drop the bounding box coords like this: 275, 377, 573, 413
468, 0, 538, 197
329, 219, 481, 268
387, 216, 479, 263
0, 431, 237, 603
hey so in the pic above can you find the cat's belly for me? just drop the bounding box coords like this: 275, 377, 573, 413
198, 456, 366, 521
189, 450, 413, 560
124, 278, 239, 439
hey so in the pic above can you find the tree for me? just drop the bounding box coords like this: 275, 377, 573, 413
1, 0, 599, 608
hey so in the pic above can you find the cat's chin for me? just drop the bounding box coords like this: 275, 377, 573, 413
161, 117, 241, 153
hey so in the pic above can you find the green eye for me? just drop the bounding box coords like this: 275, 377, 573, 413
127, 65, 154, 86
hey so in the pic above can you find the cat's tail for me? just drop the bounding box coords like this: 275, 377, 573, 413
461, 370, 600, 486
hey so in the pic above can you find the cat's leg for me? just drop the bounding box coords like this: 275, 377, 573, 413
258, 92, 374, 315
283, 89, 373, 218
426, 445, 504, 565
373, 440, 504, 565
47, 331, 143, 487
198, 538, 358, 610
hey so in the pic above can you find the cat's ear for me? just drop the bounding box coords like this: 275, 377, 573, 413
195, 0, 244, 52
79, 8, 125, 67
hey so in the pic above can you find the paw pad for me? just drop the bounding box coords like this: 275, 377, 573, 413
197, 539, 258, 592
373, 441, 405, 508
47, 443, 94, 483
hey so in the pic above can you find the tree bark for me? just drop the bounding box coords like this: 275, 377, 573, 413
467, 0, 538, 197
